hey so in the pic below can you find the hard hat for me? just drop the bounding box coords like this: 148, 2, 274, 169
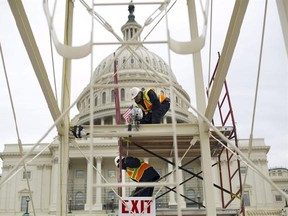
114, 156, 120, 167
130, 87, 141, 100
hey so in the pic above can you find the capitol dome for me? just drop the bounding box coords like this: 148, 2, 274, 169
74, 3, 195, 126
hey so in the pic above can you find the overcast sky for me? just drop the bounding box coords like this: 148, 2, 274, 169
0, 0, 287, 172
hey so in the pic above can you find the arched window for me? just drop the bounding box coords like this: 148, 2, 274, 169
152, 58, 156, 69
102, 92, 106, 104
94, 96, 98, 106
111, 90, 115, 102
120, 88, 125, 101
145, 57, 149, 63
87, 98, 90, 108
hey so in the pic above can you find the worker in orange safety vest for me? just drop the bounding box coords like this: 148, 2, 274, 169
115, 156, 160, 197
130, 87, 170, 124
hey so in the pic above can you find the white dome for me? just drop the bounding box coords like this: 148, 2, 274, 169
93, 45, 177, 83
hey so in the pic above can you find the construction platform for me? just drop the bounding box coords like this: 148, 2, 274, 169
85, 123, 234, 158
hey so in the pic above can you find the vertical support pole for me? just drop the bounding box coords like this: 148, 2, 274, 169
188, 0, 216, 215
58, 0, 74, 215
113, 52, 121, 124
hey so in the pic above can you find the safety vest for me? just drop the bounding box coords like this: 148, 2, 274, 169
137, 88, 167, 112
126, 162, 151, 182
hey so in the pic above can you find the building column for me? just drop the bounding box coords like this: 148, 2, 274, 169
85, 159, 93, 210
101, 118, 104, 125
94, 157, 103, 210
212, 157, 221, 207
49, 157, 58, 212
178, 160, 186, 209
168, 159, 177, 207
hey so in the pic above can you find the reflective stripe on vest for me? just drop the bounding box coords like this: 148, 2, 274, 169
137, 88, 167, 112
126, 162, 151, 182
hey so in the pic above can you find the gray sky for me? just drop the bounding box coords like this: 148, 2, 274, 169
0, 0, 287, 172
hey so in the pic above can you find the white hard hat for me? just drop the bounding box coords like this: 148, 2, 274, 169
130, 87, 141, 100
114, 156, 120, 167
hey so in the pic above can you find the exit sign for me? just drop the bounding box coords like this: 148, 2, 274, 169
119, 197, 156, 216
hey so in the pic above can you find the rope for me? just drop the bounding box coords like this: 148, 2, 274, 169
241, 0, 268, 207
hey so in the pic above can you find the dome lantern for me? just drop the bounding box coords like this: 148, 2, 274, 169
121, 2, 142, 41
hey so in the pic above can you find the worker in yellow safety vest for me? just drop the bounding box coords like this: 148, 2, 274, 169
115, 156, 160, 197
130, 87, 170, 124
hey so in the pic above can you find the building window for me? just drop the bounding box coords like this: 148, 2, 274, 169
108, 170, 116, 178
240, 167, 247, 175
152, 58, 156, 69
145, 57, 149, 63
75, 170, 84, 178
102, 92, 106, 104
87, 98, 90, 108
75, 192, 84, 206
23, 171, 31, 179
94, 96, 98, 106
120, 88, 125, 101
186, 189, 197, 207
20, 196, 29, 211
111, 90, 115, 102
277, 171, 283, 176
107, 190, 114, 201
243, 191, 251, 206
156, 190, 164, 207
275, 195, 283, 201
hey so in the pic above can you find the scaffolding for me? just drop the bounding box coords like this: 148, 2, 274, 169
2, 0, 288, 216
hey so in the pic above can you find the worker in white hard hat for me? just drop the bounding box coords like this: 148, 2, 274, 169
130, 87, 170, 124
114, 156, 160, 197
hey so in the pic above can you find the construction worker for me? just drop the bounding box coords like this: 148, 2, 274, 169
114, 156, 160, 197
130, 87, 170, 124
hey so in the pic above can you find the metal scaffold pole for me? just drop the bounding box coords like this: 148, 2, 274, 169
188, 0, 217, 215
58, 0, 74, 215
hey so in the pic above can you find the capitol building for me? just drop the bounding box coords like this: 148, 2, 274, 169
0, 3, 287, 216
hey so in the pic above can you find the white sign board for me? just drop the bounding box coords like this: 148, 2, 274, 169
119, 197, 156, 216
